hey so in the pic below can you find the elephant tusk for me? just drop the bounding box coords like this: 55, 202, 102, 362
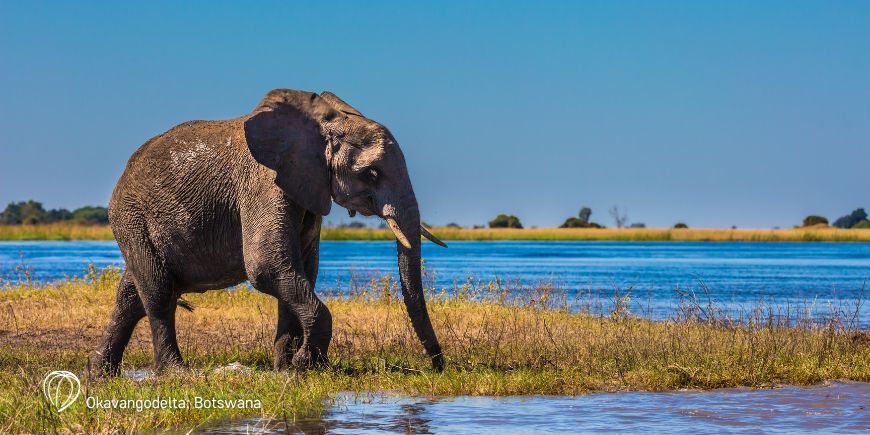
385, 217, 412, 249
420, 225, 448, 248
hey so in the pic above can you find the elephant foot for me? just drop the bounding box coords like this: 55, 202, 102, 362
288, 346, 328, 370
274, 335, 302, 371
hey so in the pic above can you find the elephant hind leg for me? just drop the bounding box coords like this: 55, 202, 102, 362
91, 270, 145, 376
135, 273, 184, 371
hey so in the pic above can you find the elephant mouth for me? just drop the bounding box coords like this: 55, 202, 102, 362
342, 192, 377, 218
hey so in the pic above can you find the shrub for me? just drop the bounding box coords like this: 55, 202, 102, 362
802, 215, 828, 227
629, 223, 646, 228
673, 222, 689, 229
489, 214, 523, 229
853, 220, 870, 229
446, 222, 462, 228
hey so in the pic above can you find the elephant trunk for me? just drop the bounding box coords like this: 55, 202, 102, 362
395, 205, 444, 371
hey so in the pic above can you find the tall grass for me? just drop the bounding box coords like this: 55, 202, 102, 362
2, 224, 870, 242
0, 223, 114, 241
0, 268, 867, 432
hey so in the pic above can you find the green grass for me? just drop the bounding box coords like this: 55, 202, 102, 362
0, 269, 867, 432
3, 223, 870, 242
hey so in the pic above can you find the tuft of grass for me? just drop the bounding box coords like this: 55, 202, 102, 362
0, 268, 867, 432
3, 223, 870, 242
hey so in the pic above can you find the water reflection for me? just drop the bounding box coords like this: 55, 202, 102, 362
198, 382, 869, 434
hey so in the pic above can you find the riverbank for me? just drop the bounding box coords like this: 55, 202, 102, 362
2, 223, 870, 242
0, 269, 866, 432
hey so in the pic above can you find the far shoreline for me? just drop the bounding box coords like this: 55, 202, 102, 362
1, 223, 870, 242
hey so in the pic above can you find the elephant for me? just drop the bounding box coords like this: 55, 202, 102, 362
91, 89, 446, 374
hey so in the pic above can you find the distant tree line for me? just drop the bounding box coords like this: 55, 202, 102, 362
0, 200, 109, 225
802, 208, 869, 229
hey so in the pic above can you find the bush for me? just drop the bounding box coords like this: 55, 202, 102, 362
673, 222, 689, 229
629, 223, 646, 228
853, 220, 870, 229
802, 215, 828, 227
446, 222, 462, 228
489, 214, 523, 229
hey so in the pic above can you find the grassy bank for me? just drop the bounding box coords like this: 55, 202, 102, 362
3, 223, 870, 242
0, 269, 867, 432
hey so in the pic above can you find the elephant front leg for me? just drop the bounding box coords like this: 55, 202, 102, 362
274, 303, 303, 370
273, 211, 326, 370
276, 273, 332, 369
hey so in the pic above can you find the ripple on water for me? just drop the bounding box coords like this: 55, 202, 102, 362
196, 382, 869, 434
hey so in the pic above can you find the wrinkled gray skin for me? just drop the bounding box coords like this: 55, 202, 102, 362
91, 89, 444, 374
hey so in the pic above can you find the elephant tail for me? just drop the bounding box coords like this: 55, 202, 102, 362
177, 298, 194, 312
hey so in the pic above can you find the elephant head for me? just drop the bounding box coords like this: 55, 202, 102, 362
244, 89, 445, 370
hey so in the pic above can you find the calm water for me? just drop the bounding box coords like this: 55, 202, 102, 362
200, 382, 869, 434
1, 240, 868, 320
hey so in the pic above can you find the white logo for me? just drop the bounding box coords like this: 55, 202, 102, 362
42, 371, 81, 412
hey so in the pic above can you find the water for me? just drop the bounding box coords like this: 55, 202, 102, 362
199, 382, 869, 434
2, 240, 868, 321
5, 242, 868, 431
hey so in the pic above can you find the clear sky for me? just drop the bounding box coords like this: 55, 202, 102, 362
1, 1, 868, 228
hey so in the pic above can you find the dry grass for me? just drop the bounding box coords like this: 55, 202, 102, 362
3, 223, 870, 242
0, 269, 867, 432
0, 223, 114, 241
396, 226, 870, 242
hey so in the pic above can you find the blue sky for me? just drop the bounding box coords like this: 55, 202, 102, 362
1, 1, 868, 228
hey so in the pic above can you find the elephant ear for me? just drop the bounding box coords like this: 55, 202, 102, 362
244, 92, 334, 216
320, 91, 364, 117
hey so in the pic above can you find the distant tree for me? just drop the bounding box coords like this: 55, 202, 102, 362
578, 207, 592, 224
560, 206, 604, 228
853, 220, 870, 229
560, 217, 584, 228
629, 223, 646, 228
340, 221, 366, 228
833, 208, 868, 229
46, 208, 73, 222
446, 222, 462, 228
609, 206, 628, 228
673, 222, 689, 229
0, 202, 23, 224
488, 214, 523, 229
801, 215, 828, 227
71, 206, 109, 224
1, 200, 48, 224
